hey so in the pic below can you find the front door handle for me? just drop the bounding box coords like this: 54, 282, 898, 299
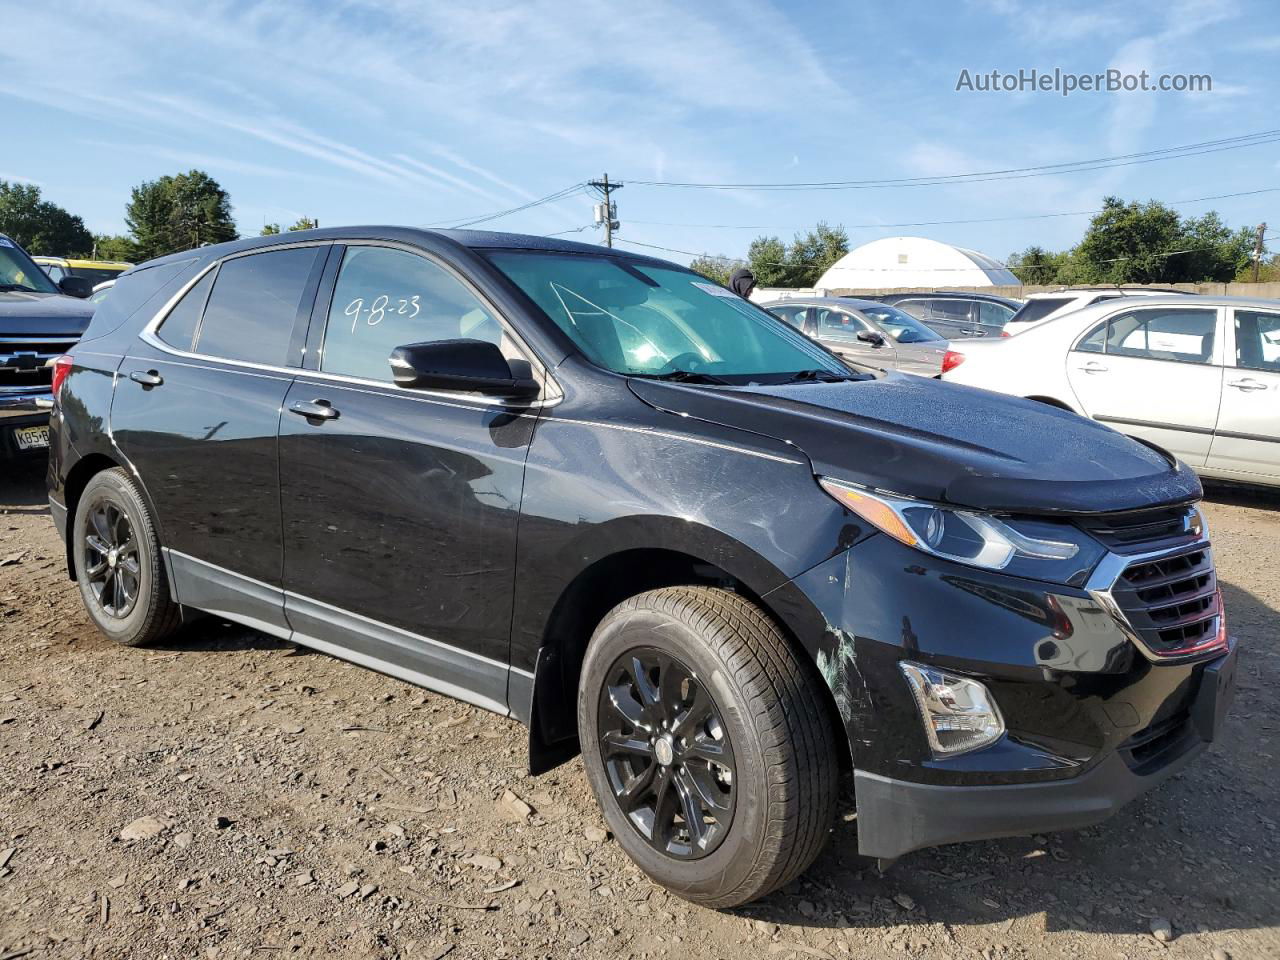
1078, 361, 1109, 374
1227, 378, 1268, 392
289, 399, 340, 421
129, 369, 163, 387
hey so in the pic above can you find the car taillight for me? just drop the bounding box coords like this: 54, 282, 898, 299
1000, 331, 1011, 338
51, 355, 74, 401
941, 350, 965, 374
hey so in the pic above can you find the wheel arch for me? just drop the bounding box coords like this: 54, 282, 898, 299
1025, 394, 1078, 413
525, 545, 850, 778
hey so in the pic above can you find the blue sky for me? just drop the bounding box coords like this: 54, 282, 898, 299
2, 0, 1277, 266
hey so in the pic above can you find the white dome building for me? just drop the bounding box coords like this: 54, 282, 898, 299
816, 236, 1018, 290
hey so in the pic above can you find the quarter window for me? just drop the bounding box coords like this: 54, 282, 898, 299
320, 246, 514, 383
156, 270, 214, 351
979, 301, 1014, 326
1234, 310, 1280, 372
195, 247, 321, 365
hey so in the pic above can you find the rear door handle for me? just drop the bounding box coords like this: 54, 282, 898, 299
129, 370, 163, 387
1078, 361, 1109, 374
1227, 378, 1268, 392
289, 399, 340, 421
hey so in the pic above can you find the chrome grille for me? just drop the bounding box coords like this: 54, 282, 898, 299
1109, 547, 1223, 658
0, 334, 78, 385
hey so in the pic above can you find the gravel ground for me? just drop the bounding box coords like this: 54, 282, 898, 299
0, 458, 1276, 960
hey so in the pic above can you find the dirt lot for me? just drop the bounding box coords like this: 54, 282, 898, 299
0, 459, 1277, 960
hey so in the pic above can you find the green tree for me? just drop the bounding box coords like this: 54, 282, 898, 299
1073, 197, 1251, 284
260, 223, 281, 236
288, 217, 318, 231
92, 234, 138, 262
125, 170, 237, 260
1235, 252, 1279, 283
746, 222, 849, 288
688, 254, 742, 286
0, 180, 94, 256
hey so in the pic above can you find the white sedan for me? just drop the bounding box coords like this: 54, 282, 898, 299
941, 295, 1280, 487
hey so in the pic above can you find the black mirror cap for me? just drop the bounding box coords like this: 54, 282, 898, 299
856, 330, 885, 345
389, 339, 540, 402
58, 276, 94, 298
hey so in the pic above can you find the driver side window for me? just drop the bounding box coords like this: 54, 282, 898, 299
321, 246, 524, 383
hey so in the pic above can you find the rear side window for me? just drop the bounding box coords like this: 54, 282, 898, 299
769, 305, 808, 330
1079, 308, 1218, 365
195, 247, 320, 365
320, 246, 510, 383
894, 300, 928, 319
927, 299, 971, 320
979, 301, 1014, 326
156, 271, 214, 351
1009, 297, 1072, 326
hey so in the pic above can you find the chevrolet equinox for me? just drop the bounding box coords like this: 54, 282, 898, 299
47, 228, 1237, 907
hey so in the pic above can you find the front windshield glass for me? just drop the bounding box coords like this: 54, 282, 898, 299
858, 304, 944, 343
0, 239, 59, 294
488, 251, 850, 381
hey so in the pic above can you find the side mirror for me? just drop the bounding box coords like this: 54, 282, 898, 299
856, 330, 885, 346
389, 339, 540, 402
58, 276, 94, 298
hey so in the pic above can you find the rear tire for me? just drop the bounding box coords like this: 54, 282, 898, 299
577, 586, 839, 907
72, 467, 181, 647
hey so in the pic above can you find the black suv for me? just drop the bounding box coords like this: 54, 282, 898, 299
47, 228, 1236, 907
0, 234, 95, 457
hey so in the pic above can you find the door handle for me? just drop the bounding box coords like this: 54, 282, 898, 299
289, 399, 340, 421
1227, 378, 1268, 392
129, 369, 163, 387
1078, 361, 1109, 374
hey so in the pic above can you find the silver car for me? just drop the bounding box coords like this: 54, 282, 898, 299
768, 297, 949, 377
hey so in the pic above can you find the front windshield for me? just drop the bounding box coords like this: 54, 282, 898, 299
488, 251, 850, 382
858, 304, 943, 343
0, 239, 59, 294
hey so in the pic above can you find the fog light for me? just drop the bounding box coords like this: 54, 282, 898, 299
898, 662, 1005, 757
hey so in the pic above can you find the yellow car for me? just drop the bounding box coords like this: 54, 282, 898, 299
32, 257, 132, 293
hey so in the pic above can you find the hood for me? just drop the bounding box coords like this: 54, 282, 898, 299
628, 373, 1201, 515
0, 290, 95, 335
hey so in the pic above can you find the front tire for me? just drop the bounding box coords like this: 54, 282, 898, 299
577, 586, 839, 907
72, 467, 181, 647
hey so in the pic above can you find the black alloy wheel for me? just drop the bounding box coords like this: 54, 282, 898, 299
82, 499, 140, 618
597, 647, 736, 859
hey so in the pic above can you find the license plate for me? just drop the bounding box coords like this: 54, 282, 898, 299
13, 425, 49, 450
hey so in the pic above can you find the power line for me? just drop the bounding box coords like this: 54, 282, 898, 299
625, 129, 1280, 191
624, 187, 1280, 232
423, 183, 587, 229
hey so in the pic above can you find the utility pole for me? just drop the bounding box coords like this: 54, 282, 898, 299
589, 174, 622, 247
1252, 222, 1267, 283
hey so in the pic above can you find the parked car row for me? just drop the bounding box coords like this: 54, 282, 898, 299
768, 297, 949, 376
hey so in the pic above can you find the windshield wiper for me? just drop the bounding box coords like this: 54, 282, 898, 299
639, 370, 731, 385
783, 369, 853, 383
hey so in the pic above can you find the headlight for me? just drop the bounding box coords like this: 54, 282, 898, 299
899, 661, 1004, 757
818, 478, 1104, 586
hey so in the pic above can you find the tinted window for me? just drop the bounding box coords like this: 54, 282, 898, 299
979, 301, 1015, 326
156, 270, 214, 351
195, 248, 320, 365
1076, 322, 1107, 353
69, 267, 125, 285
1009, 297, 1073, 326
321, 246, 511, 382
927, 299, 971, 321
1234, 310, 1280, 372
1100, 308, 1218, 364
893, 299, 928, 319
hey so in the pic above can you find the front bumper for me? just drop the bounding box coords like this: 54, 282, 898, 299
770, 530, 1237, 859
854, 637, 1234, 859
0, 392, 53, 457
